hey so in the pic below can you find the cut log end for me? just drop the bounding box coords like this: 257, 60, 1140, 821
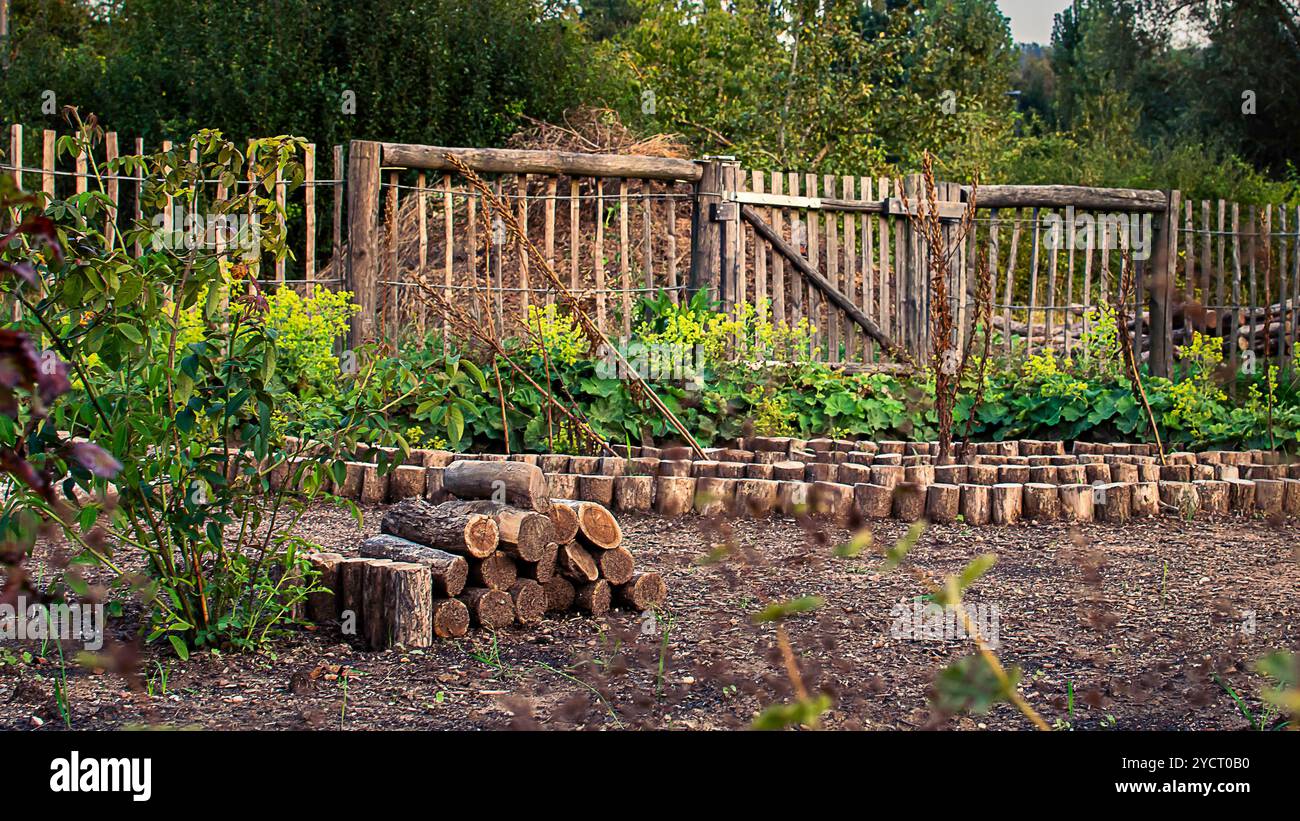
458, 588, 515, 630
614, 572, 666, 611
432, 598, 470, 638
575, 580, 612, 617
508, 579, 547, 626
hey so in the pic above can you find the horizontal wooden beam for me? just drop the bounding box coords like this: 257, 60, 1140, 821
968, 184, 1168, 212
740, 204, 903, 359
730, 191, 886, 214
885, 198, 968, 220
379, 143, 703, 182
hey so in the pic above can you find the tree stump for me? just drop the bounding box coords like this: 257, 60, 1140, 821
613, 475, 655, 513
538, 454, 570, 474
1226, 478, 1256, 514
934, 464, 967, 485
777, 481, 811, 516
508, 579, 546, 626
1254, 479, 1285, 517
361, 464, 388, 505
735, 479, 780, 517
568, 455, 602, 475
384, 562, 433, 648
655, 477, 696, 515
1022, 483, 1061, 521
694, 477, 736, 517
1193, 480, 1229, 515
359, 534, 468, 597
547, 474, 579, 500
1158, 481, 1200, 518
361, 559, 394, 649
542, 575, 576, 612
594, 546, 635, 585
853, 482, 893, 520
890, 482, 926, 522
387, 465, 427, 502
423, 466, 449, 503
458, 588, 515, 629
1057, 484, 1095, 522
1092, 482, 1131, 522
959, 484, 991, 525
444, 459, 551, 512
773, 461, 807, 481
305, 552, 343, 622
578, 475, 615, 507
468, 553, 518, 591
431, 598, 470, 638
1084, 464, 1111, 485
810, 482, 854, 521
575, 580, 612, 617
870, 465, 903, 489
925, 483, 961, 524
714, 462, 746, 479
615, 572, 666, 611
337, 557, 371, 626
658, 459, 692, 477
381, 499, 499, 558
990, 483, 1023, 525
1123, 481, 1155, 517
1282, 478, 1300, 517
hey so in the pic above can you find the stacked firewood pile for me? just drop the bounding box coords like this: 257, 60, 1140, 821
304, 461, 665, 649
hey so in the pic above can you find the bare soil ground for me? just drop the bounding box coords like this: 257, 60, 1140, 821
3, 505, 1297, 731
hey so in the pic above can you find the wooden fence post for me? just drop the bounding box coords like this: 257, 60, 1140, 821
1147, 191, 1177, 378
346, 140, 382, 350
689, 158, 726, 301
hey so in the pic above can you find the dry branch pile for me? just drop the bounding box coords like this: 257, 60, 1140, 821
304, 459, 666, 650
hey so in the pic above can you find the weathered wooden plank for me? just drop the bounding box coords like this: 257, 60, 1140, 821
751, 171, 766, 310
822, 174, 838, 359
42, 129, 55, 200
379, 143, 702, 182
104, 131, 118, 248
593, 177, 607, 330
346, 141, 382, 348
973, 185, 1168, 212
770, 171, 785, 323
518, 174, 530, 316
1005, 210, 1023, 357
333, 145, 344, 271
304, 143, 317, 283
861, 176, 874, 361
1026, 207, 1041, 358
569, 179, 580, 292
384, 170, 399, 329
741, 205, 899, 355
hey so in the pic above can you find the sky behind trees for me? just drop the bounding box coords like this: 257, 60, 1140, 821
999, 0, 1075, 43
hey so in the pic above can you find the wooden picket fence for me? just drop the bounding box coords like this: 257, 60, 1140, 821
6, 122, 1299, 379
1, 123, 347, 287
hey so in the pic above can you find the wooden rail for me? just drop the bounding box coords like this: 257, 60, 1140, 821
970, 184, 1169, 212
379, 143, 701, 182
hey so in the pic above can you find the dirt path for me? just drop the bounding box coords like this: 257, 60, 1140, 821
3, 504, 1297, 731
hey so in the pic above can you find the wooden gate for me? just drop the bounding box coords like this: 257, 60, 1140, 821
690, 158, 969, 366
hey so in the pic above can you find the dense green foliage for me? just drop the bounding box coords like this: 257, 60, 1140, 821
268, 288, 1300, 453
3, 0, 1296, 199
0, 122, 404, 656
